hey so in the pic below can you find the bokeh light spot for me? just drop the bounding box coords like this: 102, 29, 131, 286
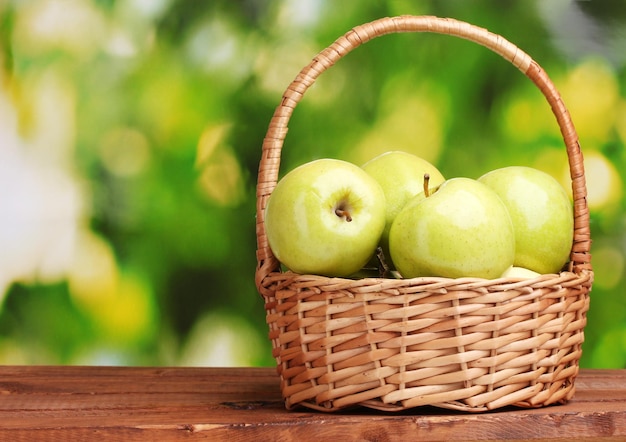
179, 311, 267, 367
562, 149, 623, 211
348, 79, 447, 166
559, 58, 619, 144
195, 125, 246, 207
592, 246, 624, 290
99, 127, 151, 177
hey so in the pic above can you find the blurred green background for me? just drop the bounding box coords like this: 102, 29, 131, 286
0, 0, 624, 368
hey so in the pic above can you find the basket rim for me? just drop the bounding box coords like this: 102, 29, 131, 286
254, 15, 592, 291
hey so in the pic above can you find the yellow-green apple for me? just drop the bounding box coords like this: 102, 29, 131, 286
264, 158, 386, 277
389, 177, 515, 279
478, 166, 573, 274
500, 265, 541, 279
361, 151, 445, 262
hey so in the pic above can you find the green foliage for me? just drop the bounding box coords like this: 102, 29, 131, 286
0, 0, 624, 368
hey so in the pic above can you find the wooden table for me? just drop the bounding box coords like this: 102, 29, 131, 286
1, 366, 624, 441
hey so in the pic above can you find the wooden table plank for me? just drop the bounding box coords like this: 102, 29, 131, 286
0, 366, 624, 441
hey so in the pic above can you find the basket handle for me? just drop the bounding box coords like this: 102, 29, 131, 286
255, 15, 592, 286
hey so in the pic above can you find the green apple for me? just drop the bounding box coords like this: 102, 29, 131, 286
264, 158, 386, 277
389, 177, 515, 279
361, 151, 445, 261
500, 266, 541, 279
478, 166, 573, 274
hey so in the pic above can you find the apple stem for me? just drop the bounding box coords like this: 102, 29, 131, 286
423, 173, 431, 197
376, 246, 391, 278
335, 208, 352, 222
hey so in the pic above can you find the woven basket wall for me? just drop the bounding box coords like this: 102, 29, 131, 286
255, 15, 593, 412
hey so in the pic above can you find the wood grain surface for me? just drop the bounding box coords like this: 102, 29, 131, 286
0, 366, 624, 441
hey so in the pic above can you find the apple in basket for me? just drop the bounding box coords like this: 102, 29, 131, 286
264, 158, 386, 277
500, 265, 541, 279
361, 150, 445, 265
478, 166, 573, 274
388, 176, 516, 279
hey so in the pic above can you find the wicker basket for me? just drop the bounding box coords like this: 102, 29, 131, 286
255, 15, 593, 412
